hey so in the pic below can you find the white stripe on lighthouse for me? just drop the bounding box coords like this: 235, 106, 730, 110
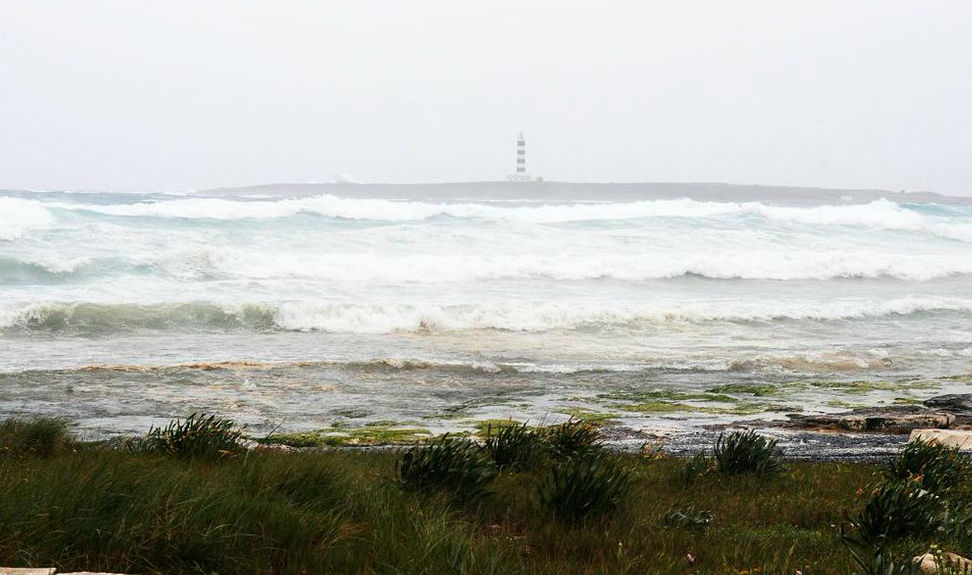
516, 132, 526, 173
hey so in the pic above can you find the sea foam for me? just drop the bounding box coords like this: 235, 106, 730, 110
1, 297, 969, 335
18, 195, 970, 241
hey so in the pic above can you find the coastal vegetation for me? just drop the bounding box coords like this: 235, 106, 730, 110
0, 415, 969, 575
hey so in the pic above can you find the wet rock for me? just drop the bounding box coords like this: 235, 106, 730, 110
924, 393, 972, 412
909, 429, 972, 450
923, 394, 972, 426
782, 406, 954, 434
913, 551, 972, 575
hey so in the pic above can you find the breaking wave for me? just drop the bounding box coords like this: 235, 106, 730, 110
0, 197, 56, 240
1, 249, 969, 284
2, 298, 969, 335
8, 195, 971, 241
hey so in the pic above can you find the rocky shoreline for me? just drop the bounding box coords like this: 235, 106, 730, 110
599, 392, 972, 461
261, 393, 972, 463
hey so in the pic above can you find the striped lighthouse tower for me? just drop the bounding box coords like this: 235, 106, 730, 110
516, 132, 526, 174
507, 132, 532, 181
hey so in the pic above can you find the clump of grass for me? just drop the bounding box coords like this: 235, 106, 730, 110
483, 421, 548, 470
398, 434, 496, 502
663, 504, 713, 531
838, 439, 972, 574
545, 418, 602, 460
134, 413, 244, 459
537, 453, 632, 524
678, 450, 716, 484
883, 439, 972, 498
947, 506, 972, 557
840, 480, 947, 575
241, 452, 347, 512
713, 430, 783, 476
0, 426, 897, 574
0, 417, 72, 457
853, 481, 945, 544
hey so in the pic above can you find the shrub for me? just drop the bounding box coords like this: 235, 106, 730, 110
0, 417, 72, 457
483, 421, 548, 470
663, 504, 713, 531
837, 535, 918, 575
713, 430, 783, 476
947, 504, 972, 557
398, 434, 496, 502
538, 453, 632, 523
135, 413, 245, 459
883, 439, 972, 499
840, 481, 946, 575
850, 481, 945, 546
545, 418, 602, 460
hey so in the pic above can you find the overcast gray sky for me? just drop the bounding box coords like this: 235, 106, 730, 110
1, 1, 969, 195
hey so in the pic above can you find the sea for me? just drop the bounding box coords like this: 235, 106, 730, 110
1, 184, 970, 444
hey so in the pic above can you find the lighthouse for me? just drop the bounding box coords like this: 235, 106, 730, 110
507, 132, 533, 181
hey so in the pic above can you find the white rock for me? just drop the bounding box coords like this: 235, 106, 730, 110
909, 429, 972, 450
913, 552, 972, 575
0, 569, 55, 575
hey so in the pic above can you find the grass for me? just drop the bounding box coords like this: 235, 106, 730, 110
882, 439, 972, 497
483, 421, 549, 470
713, 430, 784, 477
2, 417, 970, 574
544, 418, 602, 459
398, 434, 497, 502
133, 412, 244, 458
839, 439, 972, 574
537, 452, 633, 523
0, 416, 73, 457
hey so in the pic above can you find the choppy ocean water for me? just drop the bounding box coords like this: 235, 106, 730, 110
1, 185, 970, 439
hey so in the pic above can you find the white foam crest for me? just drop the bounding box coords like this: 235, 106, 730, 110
157, 247, 972, 282
0, 197, 56, 240
0, 297, 968, 334
45, 195, 972, 240
20, 255, 94, 274
271, 297, 972, 333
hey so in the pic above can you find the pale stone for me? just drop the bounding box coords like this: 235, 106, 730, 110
788, 410, 954, 433
913, 552, 972, 575
909, 429, 972, 450
0, 569, 55, 575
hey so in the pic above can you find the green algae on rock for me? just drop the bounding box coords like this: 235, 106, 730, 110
260, 425, 434, 447
707, 383, 780, 396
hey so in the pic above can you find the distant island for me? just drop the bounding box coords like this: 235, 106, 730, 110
199, 181, 971, 205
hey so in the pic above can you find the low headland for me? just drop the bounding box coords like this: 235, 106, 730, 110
198, 180, 972, 206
